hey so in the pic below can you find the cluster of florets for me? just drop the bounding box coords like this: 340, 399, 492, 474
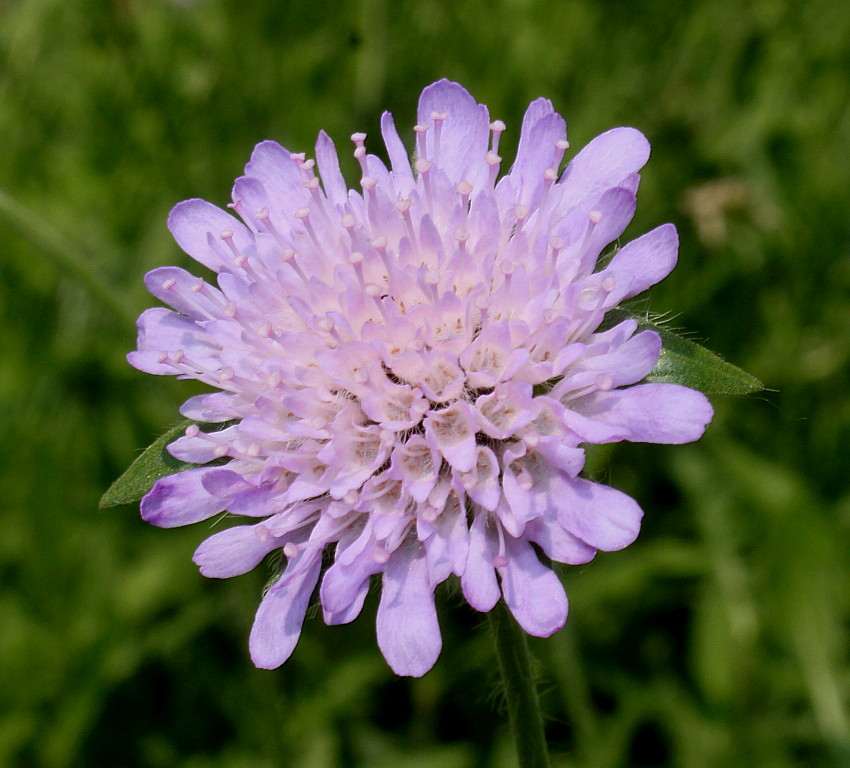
130, 80, 712, 676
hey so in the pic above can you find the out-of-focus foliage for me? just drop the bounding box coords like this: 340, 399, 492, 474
0, 0, 848, 765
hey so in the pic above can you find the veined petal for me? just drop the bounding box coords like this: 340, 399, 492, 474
511, 105, 567, 208
168, 199, 253, 273
193, 522, 281, 578
417, 79, 490, 189
249, 552, 322, 669
377, 545, 442, 677
576, 383, 714, 444
128, 307, 219, 375
243, 140, 310, 217
315, 130, 348, 209
500, 535, 568, 637
524, 513, 597, 565
320, 527, 386, 617
553, 475, 643, 551
324, 577, 370, 626
461, 511, 500, 612
380, 111, 416, 194
604, 223, 679, 299
559, 127, 651, 208
141, 466, 230, 528
144, 266, 224, 320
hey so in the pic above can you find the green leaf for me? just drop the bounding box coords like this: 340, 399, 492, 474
617, 310, 763, 395
99, 420, 198, 509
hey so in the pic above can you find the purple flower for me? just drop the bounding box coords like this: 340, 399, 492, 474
130, 79, 713, 677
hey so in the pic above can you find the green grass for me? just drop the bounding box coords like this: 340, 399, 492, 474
1, 0, 848, 765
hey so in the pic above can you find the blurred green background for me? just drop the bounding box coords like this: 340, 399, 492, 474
1, 0, 848, 765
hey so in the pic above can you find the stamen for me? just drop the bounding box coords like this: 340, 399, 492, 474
371, 235, 393, 280
430, 110, 447, 166
542, 167, 558, 197
415, 158, 433, 211
424, 267, 440, 303
394, 198, 419, 257
522, 428, 540, 448
228, 198, 259, 234
453, 228, 470, 265
255, 524, 270, 544
486, 151, 502, 187
373, 547, 391, 565
299, 158, 316, 180
457, 180, 473, 229
413, 123, 429, 160
220, 230, 241, 259
546, 235, 564, 274
513, 204, 530, 231
294, 207, 323, 252
493, 522, 508, 568
554, 138, 570, 171
256, 322, 272, 339
489, 120, 506, 154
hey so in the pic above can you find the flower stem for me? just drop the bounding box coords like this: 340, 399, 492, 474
488, 600, 552, 768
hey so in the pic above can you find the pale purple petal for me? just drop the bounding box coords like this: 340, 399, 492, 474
511, 102, 567, 207
424, 401, 478, 473
201, 468, 254, 498
315, 130, 348, 209
553, 476, 643, 551
461, 511, 500, 612
140, 466, 229, 528
524, 514, 597, 565
577, 383, 714, 444
193, 522, 280, 577
128, 307, 219, 375
380, 111, 416, 194
249, 553, 322, 669
578, 330, 662, 389
243, 140, 310, 216
499, 535, 568, 636
323, 577, 370, 626
320, 528, 385, 616
144, 267, 224, 320
376, 546, 442, 677
559, 127, 651, 207
605, 223, 679, 299
417, 79, 489, 188
167, 199, 253, 273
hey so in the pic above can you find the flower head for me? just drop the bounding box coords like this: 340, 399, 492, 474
130, 79, 713, 676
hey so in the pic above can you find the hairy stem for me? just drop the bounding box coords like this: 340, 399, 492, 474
488, 600, 552, 768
